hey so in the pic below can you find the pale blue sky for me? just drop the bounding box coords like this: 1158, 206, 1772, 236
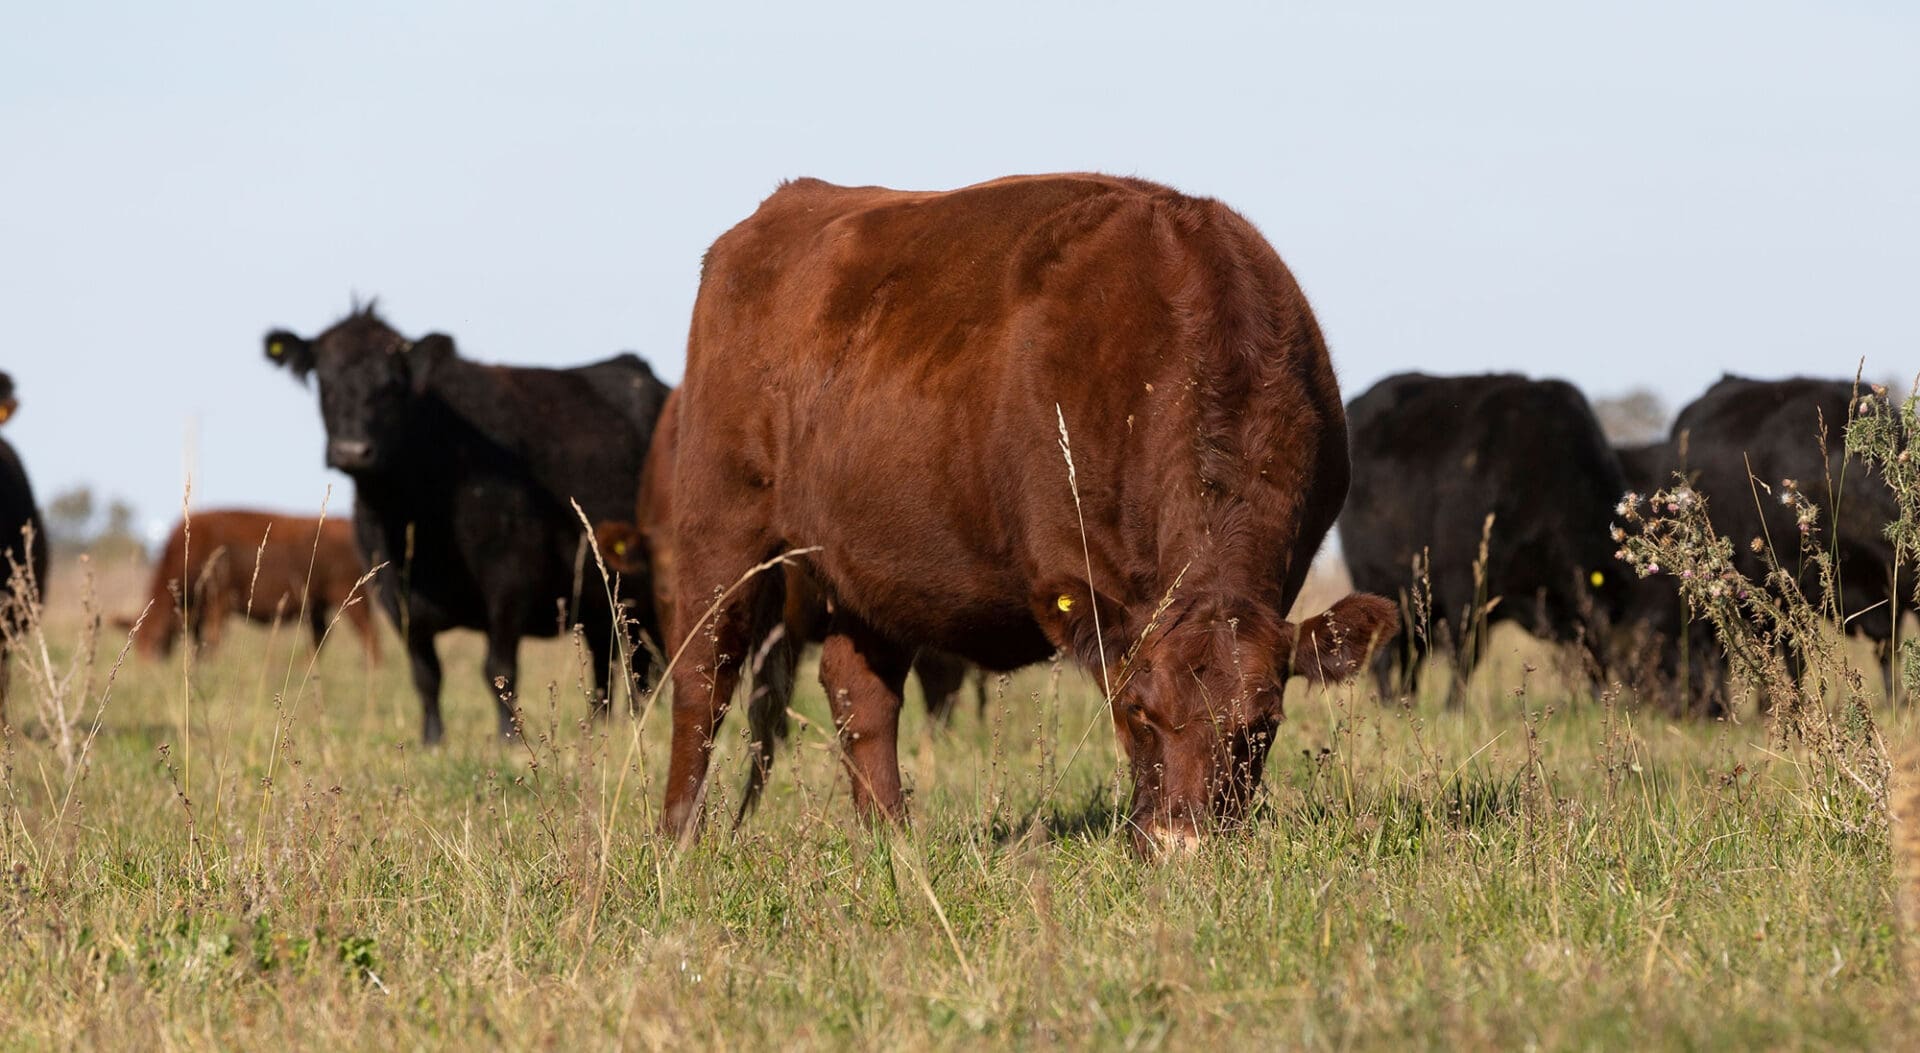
3, 2, 1915, 537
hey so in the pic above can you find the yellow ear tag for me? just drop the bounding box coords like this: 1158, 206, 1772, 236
1589, 570, 1605, 588
1056, 594, 1075, 612
269, 341, 284, 357
613, 540, 627, 556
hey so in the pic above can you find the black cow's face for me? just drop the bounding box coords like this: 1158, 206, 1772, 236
263, 308, 452, 475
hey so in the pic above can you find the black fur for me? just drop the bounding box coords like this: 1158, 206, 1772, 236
0, 371, 48, 720
265, 308, 669, 743
1339, 372, 1630, 701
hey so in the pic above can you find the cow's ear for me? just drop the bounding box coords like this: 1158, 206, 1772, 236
592, 521, 647, 575
264, 330, 314, 380
406, 333, 456, 395
1280, 593, 1398, 685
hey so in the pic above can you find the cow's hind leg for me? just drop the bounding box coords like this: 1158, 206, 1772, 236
407, 625, 446, 745
737, 619, 798, 827
1371, 619, 1424, 703
582, 611, 618, 720
820, 618, 912, 823
307, 602, 329, 654
483, 626, 522, 740
913, 650, 968, 726
345, 597, 383, 667
661, 557, 780, 842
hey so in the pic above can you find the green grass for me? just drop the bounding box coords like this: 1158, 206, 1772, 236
1, 572, 1915, 1050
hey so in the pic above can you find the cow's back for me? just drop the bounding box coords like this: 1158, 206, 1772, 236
150, 510, 321, 609
1674, 375, 1895, 546
425, 355, 669, 523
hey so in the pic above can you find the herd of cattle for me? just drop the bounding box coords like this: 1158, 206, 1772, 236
1342, 372, 1909, 714
0, 173, 1910, 852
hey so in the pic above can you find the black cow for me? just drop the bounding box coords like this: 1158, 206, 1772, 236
1341, 373, 1631, 700
264, 305, 670, 743
1614, 441, 1671, 498
1654, 375, 1909, 698
0, 372, 48, 719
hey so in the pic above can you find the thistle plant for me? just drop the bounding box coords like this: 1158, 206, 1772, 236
1614, 378, 1918, 828
1844, 379, 1920, 697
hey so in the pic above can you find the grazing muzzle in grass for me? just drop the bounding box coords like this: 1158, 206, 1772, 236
1117, 592, 1398, 858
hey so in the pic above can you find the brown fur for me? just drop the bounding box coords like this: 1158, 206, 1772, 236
118, 510, 379, 662
660, 173, 1394, 853
597, 388, 985, 824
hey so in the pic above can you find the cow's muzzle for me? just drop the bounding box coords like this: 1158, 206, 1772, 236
327, 438, 376, 471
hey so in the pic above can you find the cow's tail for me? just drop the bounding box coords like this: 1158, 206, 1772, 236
734, 622, 796, 828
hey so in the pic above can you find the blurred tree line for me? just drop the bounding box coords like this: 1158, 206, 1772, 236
43, 486, 144, 560
1591, 388, 1669, 446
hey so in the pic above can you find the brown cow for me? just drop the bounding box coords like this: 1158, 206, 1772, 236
119, 510, 380, 662
595, 388, 984, 823
660, 174, 1395, 855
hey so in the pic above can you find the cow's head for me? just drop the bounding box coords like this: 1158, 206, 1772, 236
113, 611, 176, 660
592, 521, 648, 576
1096, 591, 1396, 857
262, 304, 456, 475
0, 371, 17, 425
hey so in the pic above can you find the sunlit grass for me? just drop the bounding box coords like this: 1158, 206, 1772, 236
0, 559, 1914, 1049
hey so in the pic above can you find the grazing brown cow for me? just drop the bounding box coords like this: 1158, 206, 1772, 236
120, 510, 380, 661
595, 388, 984, 824
660, 174, 1395, 855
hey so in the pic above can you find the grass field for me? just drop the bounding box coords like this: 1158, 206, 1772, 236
1, 551, 1916, 1050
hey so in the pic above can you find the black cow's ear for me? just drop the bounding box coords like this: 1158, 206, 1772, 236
406, 333, 456, 394
264, 330, 314, 380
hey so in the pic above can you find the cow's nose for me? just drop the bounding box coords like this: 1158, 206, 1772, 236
1134, 823, 1204, 861
327, 438, 374, 470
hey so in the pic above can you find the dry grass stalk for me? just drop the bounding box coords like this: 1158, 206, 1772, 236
1893, 739, 1920, 997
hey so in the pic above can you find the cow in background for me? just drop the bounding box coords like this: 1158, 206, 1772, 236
115, 510, 379, 662
265, 304, 671, 743
1341, 373, 1631, 702
0, 372, 48, 720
